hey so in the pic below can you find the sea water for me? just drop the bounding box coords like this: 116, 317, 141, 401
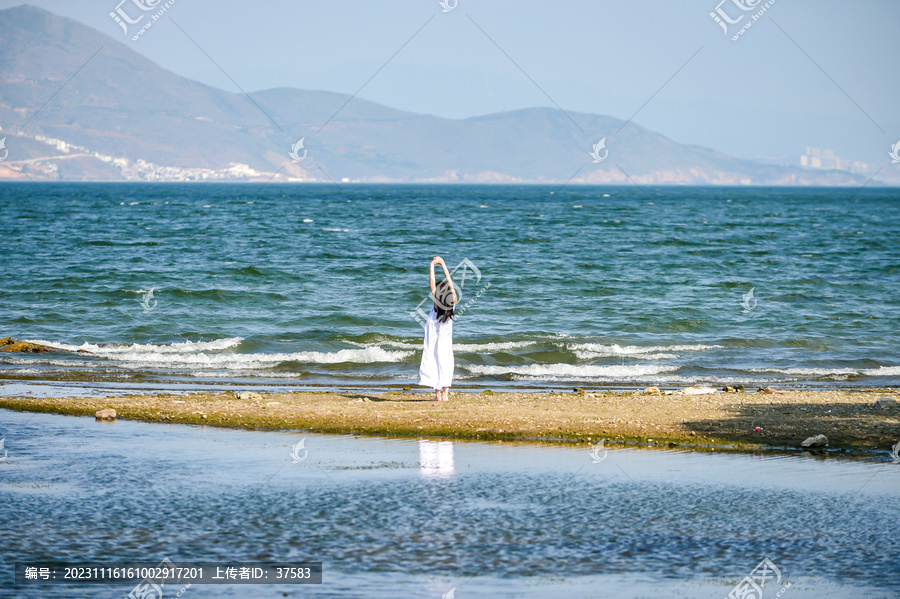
1, 183, 898, 393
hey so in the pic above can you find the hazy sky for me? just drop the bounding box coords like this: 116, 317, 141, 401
3, 0, 898, 164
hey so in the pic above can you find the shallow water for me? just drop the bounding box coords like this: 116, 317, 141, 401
1, 409, 899, 598
1, 183, 899, 393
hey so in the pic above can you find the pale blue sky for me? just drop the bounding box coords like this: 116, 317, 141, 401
3, 0, 898, 164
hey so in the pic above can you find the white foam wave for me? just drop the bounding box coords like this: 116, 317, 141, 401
743, 365, 900, 380
343, 340, 422, 350
465, 363, 678, 379
0, 357, 106, 368
748, 367, 859, 377
569, 343, 722, 357
26, 338, 244, 355
861, 366, 900, 376
454, 341, 538, 352
574, 350, 678, 361
23, 338, 411, 370
345, 340, 538, 352
116, 347, 412, 370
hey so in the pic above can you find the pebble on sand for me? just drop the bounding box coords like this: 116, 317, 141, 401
676, 387, 718, 396
760, 387, 788, 394
801, 434, 828, 448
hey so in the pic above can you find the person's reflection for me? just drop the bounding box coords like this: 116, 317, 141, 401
418, 440, 455, 477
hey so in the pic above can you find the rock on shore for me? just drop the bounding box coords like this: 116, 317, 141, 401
95, 408, 117, 421
801, 434, 828, 448
0, 337, 89, 353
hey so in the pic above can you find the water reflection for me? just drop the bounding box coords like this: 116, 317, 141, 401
418, 440, 455, 478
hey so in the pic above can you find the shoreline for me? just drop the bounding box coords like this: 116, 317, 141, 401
2, 388, 899, 456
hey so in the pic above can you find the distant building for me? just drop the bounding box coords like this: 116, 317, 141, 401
800, 147, 845, 171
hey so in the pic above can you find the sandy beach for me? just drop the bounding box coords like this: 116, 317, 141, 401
2, 387, 898, 454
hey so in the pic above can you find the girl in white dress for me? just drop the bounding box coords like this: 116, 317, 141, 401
418, 256, 457, 401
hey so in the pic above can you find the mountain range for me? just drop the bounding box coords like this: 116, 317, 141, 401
0, 5, 891, 185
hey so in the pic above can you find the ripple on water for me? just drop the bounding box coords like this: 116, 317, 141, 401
1, 411, 899, 598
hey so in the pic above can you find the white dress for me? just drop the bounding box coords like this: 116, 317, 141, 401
418, 307, 454, 389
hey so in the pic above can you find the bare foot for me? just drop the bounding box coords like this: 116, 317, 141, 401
441, 388, 450, 402
434, 390, 442, 402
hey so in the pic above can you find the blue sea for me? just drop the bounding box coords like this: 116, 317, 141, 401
1, 183, 898, 394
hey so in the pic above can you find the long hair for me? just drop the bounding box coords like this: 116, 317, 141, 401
433, 279, 456, 323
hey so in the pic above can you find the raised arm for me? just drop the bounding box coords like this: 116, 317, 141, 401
429, 256, 438, 296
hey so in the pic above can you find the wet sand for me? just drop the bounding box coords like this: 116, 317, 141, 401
1, 388, 898, 454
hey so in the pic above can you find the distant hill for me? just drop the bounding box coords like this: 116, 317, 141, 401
0, 5, 886, 184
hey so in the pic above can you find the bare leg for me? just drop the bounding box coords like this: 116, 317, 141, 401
441, 387, 450, 402
434, 389, 441, 402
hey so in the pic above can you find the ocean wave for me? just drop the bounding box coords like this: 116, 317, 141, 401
861, 366, 900, 376
345, 339, 539, 353
742, 365, 900, 381
0, 357, 108, 368
26, 338, 244, 354
114, 347, 413, 369
4, 368, 42, 375
344, 339, 422, 351
22, 338, 412, 370
573, 350, 678, 361
453, 341, 539, 353
626, 374, 772, 385
365, 340, 705, 356
464, 363, 678, 379
569, 343, 722, 357
748, 367, 860, 377
188, 370, 398, 379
